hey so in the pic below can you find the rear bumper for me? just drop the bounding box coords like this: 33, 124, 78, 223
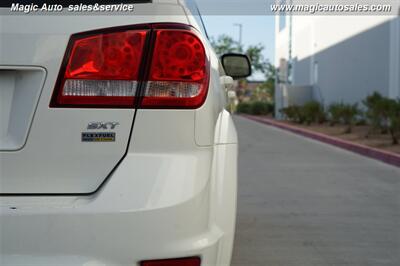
0, 190, 222, 265
0, 144, 237, 266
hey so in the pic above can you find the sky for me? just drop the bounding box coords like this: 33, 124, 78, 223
202, 15, 276, 80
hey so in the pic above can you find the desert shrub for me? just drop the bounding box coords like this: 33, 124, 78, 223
237, 101, 274, 115
389, 102, 400, 145
326, 102, 360, 133
280, 107, 293, 120
302, 101, 325, 125
363, 92, 400, 143
236, 102, 252, 114
355, 119, 367, 126
387, 100, 400, 144
250, 101, 274, 115
363, 92, 385, 133
280, 105, 306, 124
327, 103, 343, 126
377, 98, 400, 144
338, 103, 360, 134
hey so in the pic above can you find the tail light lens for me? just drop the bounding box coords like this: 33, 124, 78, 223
141, 257, 201, 266
50, 24, 209, 109
50, 29, 148, 108
142, 29, 209, 108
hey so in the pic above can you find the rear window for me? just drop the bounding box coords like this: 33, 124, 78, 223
0, 1, 151, 7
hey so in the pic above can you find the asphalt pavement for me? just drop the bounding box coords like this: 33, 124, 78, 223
231, 116, 400, 266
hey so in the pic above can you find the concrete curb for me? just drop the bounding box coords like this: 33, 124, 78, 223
241, 115, 400, 168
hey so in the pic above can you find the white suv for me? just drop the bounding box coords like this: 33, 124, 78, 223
0, 1, 251, 265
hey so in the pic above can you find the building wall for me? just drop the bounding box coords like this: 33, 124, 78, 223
389, 17, 400, 99
312, 17, 391, 105
275, 15, 400, 107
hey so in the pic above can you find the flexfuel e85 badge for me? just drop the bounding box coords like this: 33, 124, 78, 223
82, 122, 119, 142
82, 132, 116, 142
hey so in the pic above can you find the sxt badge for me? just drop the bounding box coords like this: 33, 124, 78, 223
87, 122, 120, 130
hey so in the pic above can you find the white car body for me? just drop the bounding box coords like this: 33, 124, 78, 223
0, 1, 238, 265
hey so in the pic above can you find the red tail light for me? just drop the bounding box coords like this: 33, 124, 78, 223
50, 24, 209, 109
141, 257, 201, 266
142, 29, 209, 108
50, 29, 148, 108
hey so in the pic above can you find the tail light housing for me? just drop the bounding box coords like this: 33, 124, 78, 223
50, 24, 209, 109
50, 29, 148, 108
142, 29, 209, 108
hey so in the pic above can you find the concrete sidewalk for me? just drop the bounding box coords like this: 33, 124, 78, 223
243, 114, 400, 168
232, 115, 400, 266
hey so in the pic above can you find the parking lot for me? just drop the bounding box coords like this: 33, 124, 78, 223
232, 116, 400, 266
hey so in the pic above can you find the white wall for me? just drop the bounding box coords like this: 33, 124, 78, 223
275, 15, 400, 105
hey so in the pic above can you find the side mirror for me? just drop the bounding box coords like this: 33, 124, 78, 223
221, 53, 252, 80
